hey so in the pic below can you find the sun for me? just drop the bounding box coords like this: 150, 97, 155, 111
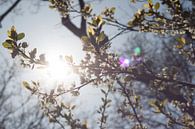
46, 53, 78, 83
46, 55, 71, 81
37, 52, 77, 88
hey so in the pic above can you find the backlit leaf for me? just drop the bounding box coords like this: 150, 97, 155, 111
97, 31, 106, 43
81, 36, 90, 44
29, 48, 37, 59
144, 4, 149, 8
22, 81, 32, 91
88, 26, 95, 35
154, 2, 160, 10
148, 0, 153, 4
17, 33, 25, 40
11, 49, 18, 58
65, 56, 73, 63
2, 42, 12, 49
110, 7, 116, 14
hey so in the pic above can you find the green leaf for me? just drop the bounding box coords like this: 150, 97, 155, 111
149, 99, 161, 113
6, 39, 14, 44
97, 31, 106, 43
22, 81, 32, 91
144, 4, 149, 8
49, 5, 56, 9
180, 37, 186, 44
110, 7, 116, 14
2, 42, 13, 49
128, 21, 133, 27
88, 26, 95, 36
17, 33, 25, 40
148, 0, 153, 4
83, 4, 92, 14
154, 2, 160, 10
176, 37, 186, 49
96, 15, 103, 27
8, 26, 17, 40
81, 36, 90, 44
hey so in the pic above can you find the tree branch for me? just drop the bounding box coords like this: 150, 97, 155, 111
79, 0, 86, 35
0, 0, 22, 26
61, 0, 87, 38
117, 79, 144, 129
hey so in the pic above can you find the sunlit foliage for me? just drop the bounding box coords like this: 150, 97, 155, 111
2, 0, 195, 128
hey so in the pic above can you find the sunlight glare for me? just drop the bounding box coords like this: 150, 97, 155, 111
46, 54, 73, 82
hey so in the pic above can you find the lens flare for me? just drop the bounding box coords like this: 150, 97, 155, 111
119, 57, 130, 67
134, 47, 141, 56
119, 47, 144, 68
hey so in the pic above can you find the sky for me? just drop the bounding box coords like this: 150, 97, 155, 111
0, 0, 194, 128
0, 0, 143, 88
0, 0, 140, 120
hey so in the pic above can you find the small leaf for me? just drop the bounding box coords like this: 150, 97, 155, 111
81, 36, 90, 44
11, 26, 16, 32
154, 2, 160, 10
7, 30, 11, 37
39, 54, 46, 63
71, 91, 80, 96
101, 97, 105, 102
2, 42, 13, 49
107, 99, 112, 103
50, 89, 55, 96
29, 48, 37, 59
144, 4, 149, 8
88, 26, 95, 35
124, 76, 132, 82
96, 15, 103, 27
100, 89, 106, 94
11, 49, 18, 58
92, 15, 105, 27
148, 99, 157, 107
21, 42, 28, 48
131, 0, 136, 3
22, 81, 32, 91
8, 26, 17, 40
128, 21, 133, 27
83, 4, 92, 14
176, 44, 183, 49
176, 37, 186, 49
148, 0, 153, 4
71, 105, 76, 110
5, 39, 14, 44
110, 7, 116, 14
17, 33, 25, 40
65, 56, 73, 63
180, 37, 186, 44
49, 5, 56, 9
97, 31, 106, 43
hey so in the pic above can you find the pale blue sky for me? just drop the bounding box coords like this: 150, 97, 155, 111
0, 0, 138, 117
0, 1, 193, 128
0, 0, 140, 83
